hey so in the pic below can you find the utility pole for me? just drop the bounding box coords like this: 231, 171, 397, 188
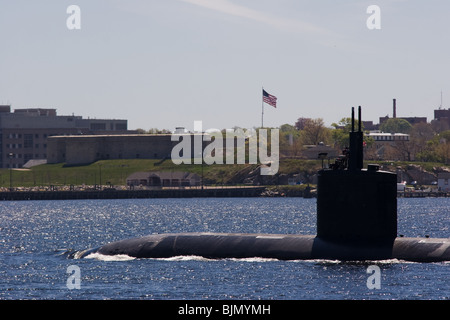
8, 153, 13, 191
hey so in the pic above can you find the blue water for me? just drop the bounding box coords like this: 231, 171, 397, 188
0, 197, 448, 300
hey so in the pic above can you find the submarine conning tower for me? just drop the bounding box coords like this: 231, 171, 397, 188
317, 106, 397, 246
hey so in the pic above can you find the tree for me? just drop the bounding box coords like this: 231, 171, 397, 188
331, 117, 371, 149
301, 118, 330, 146
278, 124, 304, 157
379, 118, 412, 133
408, 123, 435, 161
426, 130, 450, 164
435, 140, 450, 164
294, 118, 310, 130
384, 123, 435, 161
279, 124, 296, 132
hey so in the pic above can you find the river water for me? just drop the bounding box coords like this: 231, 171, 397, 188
0, 197, 448, 300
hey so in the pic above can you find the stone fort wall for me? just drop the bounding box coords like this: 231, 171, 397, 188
47, 134, 200, 165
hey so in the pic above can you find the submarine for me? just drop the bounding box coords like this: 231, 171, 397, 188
75, 107, 450, 262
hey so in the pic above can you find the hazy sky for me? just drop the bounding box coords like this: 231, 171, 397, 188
1, 1, 449, 131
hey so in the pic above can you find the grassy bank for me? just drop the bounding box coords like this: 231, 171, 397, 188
0, 158, 448, 188
0, 159, 259, 188
0, 159, 321, 188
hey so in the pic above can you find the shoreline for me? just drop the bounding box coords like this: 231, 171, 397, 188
0, 186, 448, 201
0, 187, 270, 201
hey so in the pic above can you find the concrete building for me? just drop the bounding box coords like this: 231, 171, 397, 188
0, 105, 128, 168
437, 172, 450, 192
48, 134, 176, 165
47, 134, 210, 165
126, 171, 201, 187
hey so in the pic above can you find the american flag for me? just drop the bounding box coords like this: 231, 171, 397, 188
263, 89, 277, 108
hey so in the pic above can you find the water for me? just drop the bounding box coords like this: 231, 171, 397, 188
0, 197, 448, 300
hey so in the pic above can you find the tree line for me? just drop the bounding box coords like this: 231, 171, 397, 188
136, 117, 450, 164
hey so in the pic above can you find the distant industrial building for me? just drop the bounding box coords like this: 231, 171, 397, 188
379, 99, 427, 126
379, 116, 427, 126
0, 105, 129, 168
433, 108, 450, 131
434, 108, 450, 120
361, 121, 378, 131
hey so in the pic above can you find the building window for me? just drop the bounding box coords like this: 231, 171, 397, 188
90, 123, 106, 130
116, 123, 127, 130
24, 134, 33, 148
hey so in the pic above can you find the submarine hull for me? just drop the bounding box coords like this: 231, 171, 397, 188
77, 233, 450, 262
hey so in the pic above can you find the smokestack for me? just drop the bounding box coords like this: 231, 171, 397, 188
393, 99, 397, 118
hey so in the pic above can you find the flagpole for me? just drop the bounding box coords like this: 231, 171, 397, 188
261, 87, 264, 128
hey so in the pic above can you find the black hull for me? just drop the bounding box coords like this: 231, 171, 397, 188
75, 233, 450, 263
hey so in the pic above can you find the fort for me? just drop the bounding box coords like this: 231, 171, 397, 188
48, 128, 280, 175
47, 134, 177, 165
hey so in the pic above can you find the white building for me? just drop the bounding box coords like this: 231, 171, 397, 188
437, 172, 450, 192
367, 132, 410, 142
366, 131, 411, 160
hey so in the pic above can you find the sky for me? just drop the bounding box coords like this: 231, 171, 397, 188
1, 0, 450, 132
